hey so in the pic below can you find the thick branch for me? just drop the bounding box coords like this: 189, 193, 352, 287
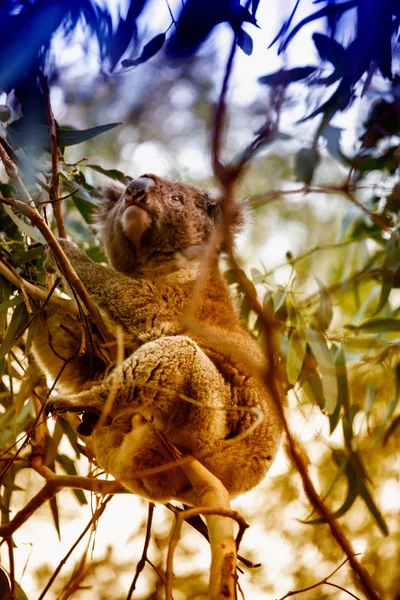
210, 30, 382, 600
167, 458, 248, 600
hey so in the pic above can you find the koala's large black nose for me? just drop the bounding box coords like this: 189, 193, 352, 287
125, 177, 155, 199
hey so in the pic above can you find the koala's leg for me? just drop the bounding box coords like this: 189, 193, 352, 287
46, 336, 229, 444
46, 335, 231, 500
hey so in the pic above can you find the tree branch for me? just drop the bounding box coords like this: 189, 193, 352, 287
39, 71, 67, 238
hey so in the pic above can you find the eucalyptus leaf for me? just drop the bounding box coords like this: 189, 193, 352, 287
0, 302, 30, 360
354, 318, 400, 333
306, 329, 338, 414
3, 205, 45, 243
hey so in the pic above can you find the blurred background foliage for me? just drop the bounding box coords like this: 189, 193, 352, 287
0, 1, 399, 598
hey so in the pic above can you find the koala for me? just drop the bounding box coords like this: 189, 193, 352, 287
34, 174, 282, 502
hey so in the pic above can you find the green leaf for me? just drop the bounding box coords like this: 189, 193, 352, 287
353, 318, 400, 333
250, 267, 264, 284
85, 164, 128, 183
0, 302, 29, 360
0, 277, 12, 333
287, 314, 307, 385
358, 477, 389, 536
373, 238, 400, 315
311, 276, 333, 331
383, 414, 400, 445
306, 329, 338, 414
363, 385, 377, 416
302, 367, 325, 410
85, 246, 107, 263
373, 387, 400, 443
73, 196, 96, 223
304, 458, 358, 524
25, 318, 37, 356
59, 419, 81, 457
335, 344, 350, 417
0, 293, 23, 314
50, 494, 61, 540
2, 205, 46, 243
56, 454, 88, 505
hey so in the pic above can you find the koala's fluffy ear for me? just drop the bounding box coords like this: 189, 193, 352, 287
203, 190, 248, 236
93, 182, 126, 220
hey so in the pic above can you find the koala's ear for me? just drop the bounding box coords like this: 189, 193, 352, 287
93, 183, 127, 223
201, 191, 222, 221
94, 183, 126, 209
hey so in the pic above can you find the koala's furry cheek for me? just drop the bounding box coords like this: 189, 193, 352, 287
122, 206, 152, 249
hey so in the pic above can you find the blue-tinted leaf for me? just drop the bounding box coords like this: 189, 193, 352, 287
166, 0, 233, 58
312, 33, 346, 66
295, 147, 320, 185
237, 29, 253, 55
122, 33, 166, 67
251, 0, 261, 16
275, 1, 357, 53
259, 66, 316, 87
8, 122, 121, 149
268, 0, 301, 49
322, 125, 351, 165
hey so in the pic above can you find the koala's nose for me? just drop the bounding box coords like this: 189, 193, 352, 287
125, 177, 155, 202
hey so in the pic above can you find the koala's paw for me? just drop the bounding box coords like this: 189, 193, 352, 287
44, 250, 58, 274
45, 396, 101, 417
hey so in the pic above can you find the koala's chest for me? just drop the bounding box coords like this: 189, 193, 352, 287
100, 282, 188, 346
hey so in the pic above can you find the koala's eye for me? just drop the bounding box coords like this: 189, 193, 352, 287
171, 195, 183, 204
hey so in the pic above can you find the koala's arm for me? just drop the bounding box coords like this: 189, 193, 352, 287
56, 240, 171, 338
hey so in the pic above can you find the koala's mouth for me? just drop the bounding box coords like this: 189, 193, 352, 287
122, 204, 152, 247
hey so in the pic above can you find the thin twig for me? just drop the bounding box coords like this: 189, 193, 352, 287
126, 502, 156, 599
278, 555, 361, 600
38, 496, 112, 600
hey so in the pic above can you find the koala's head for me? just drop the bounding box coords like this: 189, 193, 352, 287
95, 174, 243, 274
